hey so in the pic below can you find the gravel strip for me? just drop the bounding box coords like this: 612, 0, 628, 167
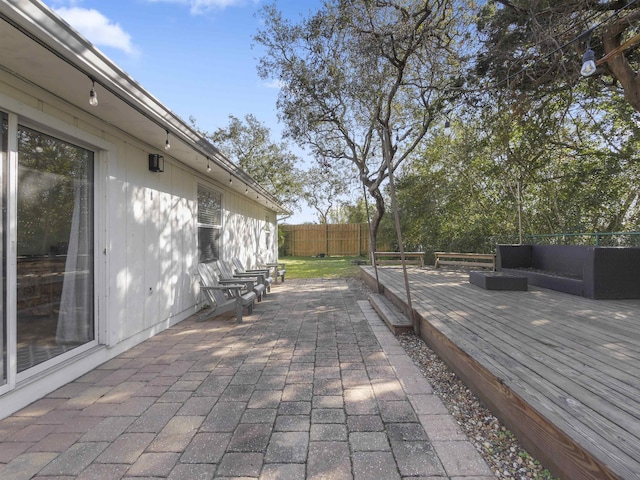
397, 332, 557, 480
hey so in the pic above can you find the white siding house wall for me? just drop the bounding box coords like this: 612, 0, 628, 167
0, 67, 276, 417
106, 141, 202, 346
222, 193, 277, 268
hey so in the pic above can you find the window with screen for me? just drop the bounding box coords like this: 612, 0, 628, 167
197, 185, 222, 263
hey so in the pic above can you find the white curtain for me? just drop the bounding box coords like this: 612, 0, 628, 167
56, 180, 92, 344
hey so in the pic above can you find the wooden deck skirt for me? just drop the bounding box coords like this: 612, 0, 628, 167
360, 266, 640, 480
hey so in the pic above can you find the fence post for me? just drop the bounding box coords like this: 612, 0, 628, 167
325, 223, 329, 256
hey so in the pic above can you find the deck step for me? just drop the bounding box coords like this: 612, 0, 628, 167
369, 293, 414, 334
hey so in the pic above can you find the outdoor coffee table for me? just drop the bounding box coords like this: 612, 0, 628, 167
469, 271, 528, 291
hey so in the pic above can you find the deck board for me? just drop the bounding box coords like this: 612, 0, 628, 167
362, 266, 640, 480
418, 281, 640, 398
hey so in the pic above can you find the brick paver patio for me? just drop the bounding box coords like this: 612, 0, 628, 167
0, 278, 493, 479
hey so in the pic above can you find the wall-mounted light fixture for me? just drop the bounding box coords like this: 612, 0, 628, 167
164, 130, 171, 150
149, 154, 164, 172
88, 77, 98, 107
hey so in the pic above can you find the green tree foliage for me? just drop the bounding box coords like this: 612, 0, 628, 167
475, 1, 640, 111
395, 87, 640, 254
301, 165, 350, 224
395, 0, 640, 250
254, 0, 471, 249
17, 128, 92, 255
191, 114, 304, 215
395, 117, 508, 255
330, 197, 369, 224
531, 91, 640, 233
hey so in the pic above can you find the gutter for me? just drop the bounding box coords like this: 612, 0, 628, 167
0, 0, 290, 214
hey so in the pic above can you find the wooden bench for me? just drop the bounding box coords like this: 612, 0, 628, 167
435, 252, 495, 270
373, 252, 424, 268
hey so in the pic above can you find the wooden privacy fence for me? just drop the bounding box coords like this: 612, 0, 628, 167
280, 224, 371, 256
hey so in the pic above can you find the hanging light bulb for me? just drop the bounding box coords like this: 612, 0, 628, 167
164, 130, 171, 150
229, 174, 233, 185
581, 47, 597, 77
245, 184, 249, 194
89, 79, 98, 107
206, 157, 211, 172
444, 119, 451, 135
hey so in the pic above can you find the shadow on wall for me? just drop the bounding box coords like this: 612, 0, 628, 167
111, 159, 198, 345
224, 207, 273, 268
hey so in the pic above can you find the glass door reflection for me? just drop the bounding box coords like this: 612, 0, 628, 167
16, 127, 94, 372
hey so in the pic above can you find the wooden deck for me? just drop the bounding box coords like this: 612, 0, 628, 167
361, 266, 640, 480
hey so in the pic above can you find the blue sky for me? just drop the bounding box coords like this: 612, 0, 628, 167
42, 0, 323, 222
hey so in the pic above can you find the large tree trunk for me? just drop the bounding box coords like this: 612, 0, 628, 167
606, 191, 638, 232
602, 13, 640, 113
368, 188, 385, 253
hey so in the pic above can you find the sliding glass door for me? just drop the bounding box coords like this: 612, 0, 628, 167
1, 112, 6, 388
15, 126, 94, 373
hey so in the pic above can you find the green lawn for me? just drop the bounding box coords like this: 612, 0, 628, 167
280, 256, 367, 279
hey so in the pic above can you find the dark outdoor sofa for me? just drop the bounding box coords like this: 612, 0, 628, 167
496, 244, 640, 299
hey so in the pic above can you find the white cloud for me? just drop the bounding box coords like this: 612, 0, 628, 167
145, 0, 250, 15
53, 6, 139, 56
264, 79, 285, 89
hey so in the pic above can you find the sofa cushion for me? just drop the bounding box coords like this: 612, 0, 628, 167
501, 268, 583, 296
530, 245, 587, 278
496, 244, 532, 269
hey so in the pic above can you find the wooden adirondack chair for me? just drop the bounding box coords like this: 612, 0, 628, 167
215, 260, 266, 301
204, 261, 261, 300
232, 257, 273, 292
257, 255, 286, 283
197, 263, 256, 323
